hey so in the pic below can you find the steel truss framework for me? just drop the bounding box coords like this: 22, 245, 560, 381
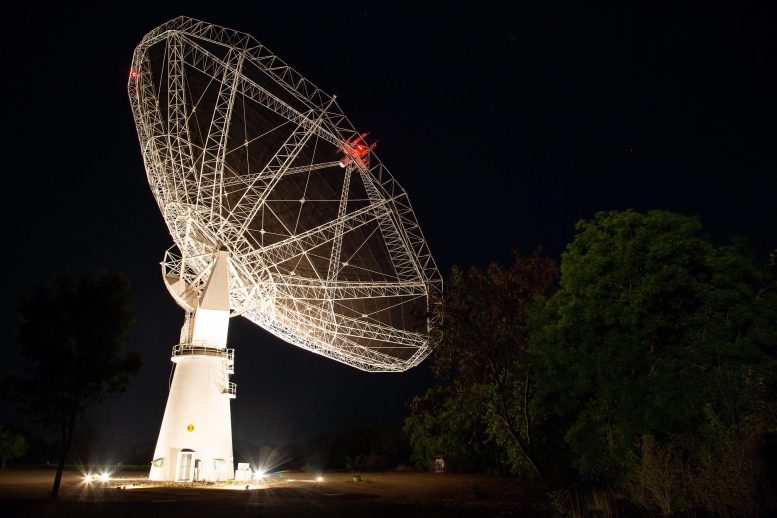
129, 16, 442, 372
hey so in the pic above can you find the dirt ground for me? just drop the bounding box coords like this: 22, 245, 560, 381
0, 468, 547, 517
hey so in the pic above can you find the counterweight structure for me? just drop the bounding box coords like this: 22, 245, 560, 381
129, 17, 442, 482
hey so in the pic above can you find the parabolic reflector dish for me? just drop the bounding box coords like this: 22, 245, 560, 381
129, 17, 442, 372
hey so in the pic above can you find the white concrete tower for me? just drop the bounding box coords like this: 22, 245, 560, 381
149, 250, 236, 482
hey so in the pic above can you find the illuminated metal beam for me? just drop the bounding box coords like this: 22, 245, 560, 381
129, 16, 443, 375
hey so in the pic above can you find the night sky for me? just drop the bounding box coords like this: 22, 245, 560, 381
2, 2, 775, 459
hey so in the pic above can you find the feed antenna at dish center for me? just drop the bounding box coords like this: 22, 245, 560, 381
128, 17, 442, 482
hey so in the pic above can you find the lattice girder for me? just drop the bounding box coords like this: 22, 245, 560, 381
129, 17, 442, 372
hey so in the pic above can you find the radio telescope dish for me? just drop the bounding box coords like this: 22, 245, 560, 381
131, 16, 442, 482
128, 16, 442, 373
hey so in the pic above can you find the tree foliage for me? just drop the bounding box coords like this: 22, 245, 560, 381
405, 383, 505, 472
303, 422, 410, 472
407, 209, 777, 513
0, 425, 27, 469
9, 271, 141, 497
529, 210, 777, 512
405, 251, 558, 477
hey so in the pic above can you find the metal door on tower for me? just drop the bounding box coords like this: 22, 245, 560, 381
176, 450, 194, 482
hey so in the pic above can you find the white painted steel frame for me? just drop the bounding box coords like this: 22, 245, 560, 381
129, 16, 442, 372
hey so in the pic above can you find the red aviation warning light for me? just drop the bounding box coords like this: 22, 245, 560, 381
338, 133, 377, 168
129, 68, 138, 79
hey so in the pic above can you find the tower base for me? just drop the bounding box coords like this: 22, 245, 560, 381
149, 345, 235, 481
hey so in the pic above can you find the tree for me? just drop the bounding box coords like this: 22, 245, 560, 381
406, 251, 558, 478
0, 426, 27, 469
530, 210, 777, 502
9, 271, 141, 498
405, 383, 506, 472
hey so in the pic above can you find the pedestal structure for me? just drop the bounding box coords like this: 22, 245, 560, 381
149, 251, 236, 482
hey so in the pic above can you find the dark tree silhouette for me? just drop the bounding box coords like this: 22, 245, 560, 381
0, 425, 27, 469
531, 210, 777, 513
9, 271, 141, 498
406, 250, 559, 479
